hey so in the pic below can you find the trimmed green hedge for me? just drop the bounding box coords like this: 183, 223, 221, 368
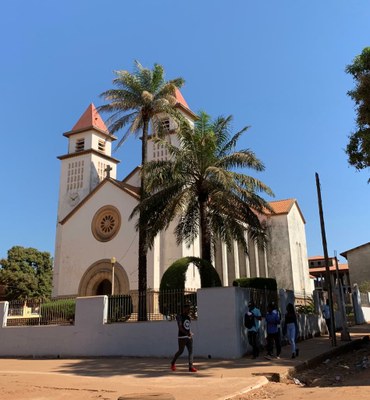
233, 277, 277, 291
233, 277, 278, 315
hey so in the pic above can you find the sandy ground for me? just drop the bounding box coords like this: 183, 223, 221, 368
231, 339, 370, 400
0, 357, 268, 400
0, 328, 369, 400
231, 369, 370, 400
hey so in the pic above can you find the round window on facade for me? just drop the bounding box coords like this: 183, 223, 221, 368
92, 205, 121, 242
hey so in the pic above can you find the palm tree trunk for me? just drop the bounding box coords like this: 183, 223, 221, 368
199, 198, 212, 263
138, 118, 149, 321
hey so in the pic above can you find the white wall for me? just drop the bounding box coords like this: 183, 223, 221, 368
361, 306, 370, 323
196, 287, 249, 358
266, 214, 292, 289
0, 287, 327, 359
0, 288, 249, 359
287, 204, 311, 294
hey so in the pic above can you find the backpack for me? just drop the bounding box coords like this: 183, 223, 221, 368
244, 312, 255, 329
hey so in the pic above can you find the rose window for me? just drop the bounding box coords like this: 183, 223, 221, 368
92, 206, 121, 242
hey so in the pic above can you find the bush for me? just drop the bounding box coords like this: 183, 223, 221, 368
359, 280, 370, 293
296, 298, 315, 314
40, 299, 76, 325
233, 277, 277, 291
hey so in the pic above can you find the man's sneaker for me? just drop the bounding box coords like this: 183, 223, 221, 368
189, 367, 197, 372
171, 364, 176, 371
295, 348, 299, 357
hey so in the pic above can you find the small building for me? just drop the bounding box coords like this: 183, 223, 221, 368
341, 242, 370, 286
308, 255, 350, 292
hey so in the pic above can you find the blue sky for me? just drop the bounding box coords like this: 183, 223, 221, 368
0, 1, 369, 263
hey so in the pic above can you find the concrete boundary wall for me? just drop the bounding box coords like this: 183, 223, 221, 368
0, 287, 324, 359
361, 306, 370, 322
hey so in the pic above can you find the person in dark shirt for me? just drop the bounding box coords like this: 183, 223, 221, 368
265, 303, 281, 359
170, 304, 197, 372
284, 303, 299, 358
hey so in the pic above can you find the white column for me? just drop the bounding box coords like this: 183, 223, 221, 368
233, 241, 240, 279
254, 242, 260, 277
0, 301, 9, 327
222, 243, 229, 286
152, 233, 161, 289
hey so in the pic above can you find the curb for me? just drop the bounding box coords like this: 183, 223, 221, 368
223, 376, 269, 400
283, 335, 370, 379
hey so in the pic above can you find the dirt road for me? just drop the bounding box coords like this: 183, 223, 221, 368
232, 338, 370, 400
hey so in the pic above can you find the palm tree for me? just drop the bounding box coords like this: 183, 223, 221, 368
99, 61, 184, 320
132, 111, 274, 263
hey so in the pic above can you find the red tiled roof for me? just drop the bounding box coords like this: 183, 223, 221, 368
267, 198, 306, 223
175, 87, 189, 109
309, 263, 349, 273
308, 256, 327, 261
72, 103, 108, 133
269, 199, 295, 214
174, 88, 197, 120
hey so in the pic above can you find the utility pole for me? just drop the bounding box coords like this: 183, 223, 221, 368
334, 252, 351, 341
315, 172, 336, 346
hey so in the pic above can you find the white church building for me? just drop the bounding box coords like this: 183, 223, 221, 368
52, 92, 312, 299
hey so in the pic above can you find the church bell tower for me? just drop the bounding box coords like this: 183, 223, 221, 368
56, 103, 119, 221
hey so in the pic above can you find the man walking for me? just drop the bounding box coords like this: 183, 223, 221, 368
171, 303, 197, 372
265, 302, 281, 359
322, 299, 332, 338
246, 300, 262, 359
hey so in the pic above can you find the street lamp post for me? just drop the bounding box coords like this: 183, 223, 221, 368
110, 257, 116, 295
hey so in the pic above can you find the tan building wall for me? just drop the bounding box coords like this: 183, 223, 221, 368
341, 243, 370, 286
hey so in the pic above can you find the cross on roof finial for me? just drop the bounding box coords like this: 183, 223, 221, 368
105, 165, 113, 178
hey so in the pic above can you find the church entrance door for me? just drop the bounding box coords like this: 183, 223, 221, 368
78, 259, 130, 296
96, 279, 112, 295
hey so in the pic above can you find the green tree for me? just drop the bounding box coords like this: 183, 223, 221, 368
132, 111, 274, 263
358, 280, 370, 293
345, 47, 370, 182
99, 61, 184, 320
0, 246, 53, 301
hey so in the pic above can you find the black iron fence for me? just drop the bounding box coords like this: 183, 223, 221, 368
107, 289, 197, 323
247, 287, 278, 316
6, 298, 76, 326
5, 287, 283, 326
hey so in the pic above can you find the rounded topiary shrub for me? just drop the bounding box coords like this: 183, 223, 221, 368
159, 257, 221, 317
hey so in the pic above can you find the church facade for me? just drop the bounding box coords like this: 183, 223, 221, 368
52, 94, 312, 298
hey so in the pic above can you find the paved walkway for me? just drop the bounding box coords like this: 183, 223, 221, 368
0, 324, 369, 400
